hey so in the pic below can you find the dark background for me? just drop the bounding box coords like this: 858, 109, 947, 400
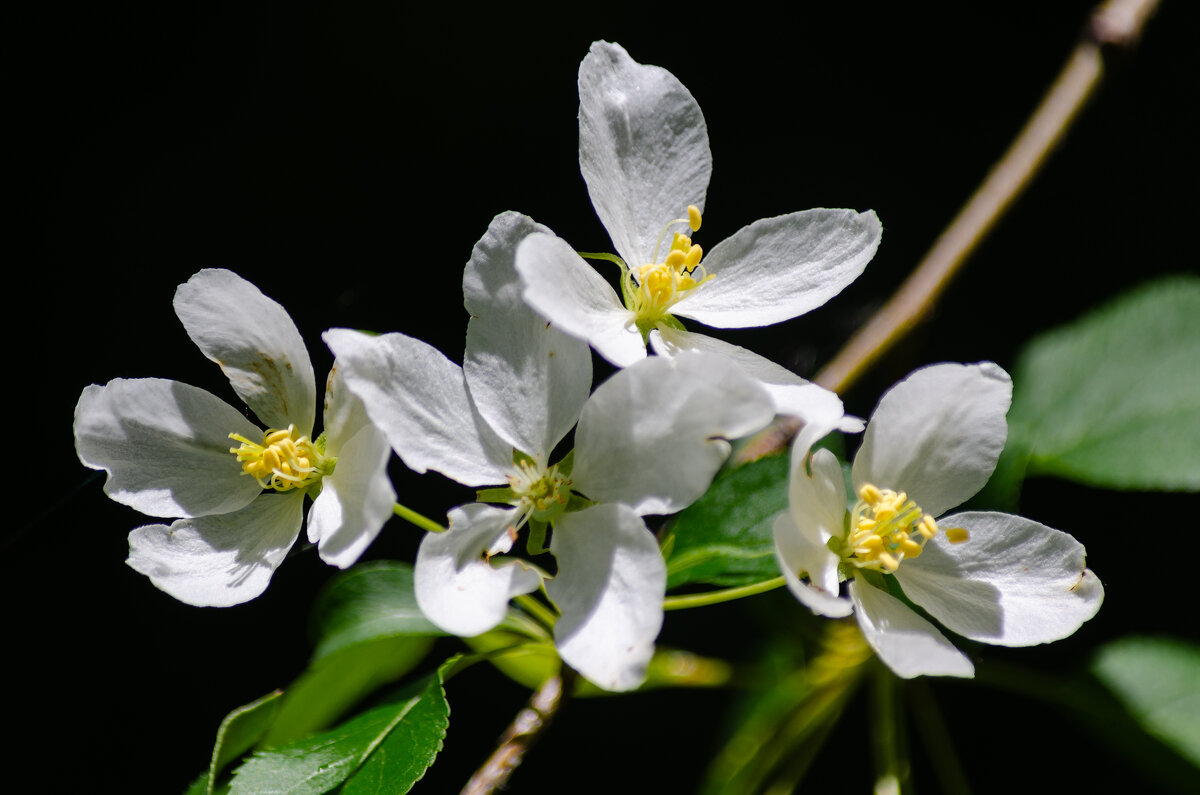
14, 1, 1197, 792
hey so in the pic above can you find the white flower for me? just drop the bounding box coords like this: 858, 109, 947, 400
326, 213, 776, 691
774, 362, 1104, 678
73, 269, 395, 607
514, 41, 880, 429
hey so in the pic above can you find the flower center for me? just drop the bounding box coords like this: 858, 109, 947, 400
842, 483, 967, 573
507, 459, 573, 524
229, 424, 329, 492
624, 205, 712, 333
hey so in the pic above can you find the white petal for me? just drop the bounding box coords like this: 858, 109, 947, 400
578, 41, 711, 266
895, 511, 1104, 647
321, 363, 374, 452
306, 422, 396, 568
74, 378, 263, 518
853, 362, 1012, 517
787, 448, 848, 549
773, 513, 852, 618
572, 352, 775, 515
548, 503, 665, 692
464, 213, 592, 459
649, 325, 848, 430
125, 491, 305, 607
515, 232, 646, 367
673, 209, 881, 328
850, 579, 975, 679
174, 269, 316, 432
414, 504, 541, 637
324, 329, 511, 487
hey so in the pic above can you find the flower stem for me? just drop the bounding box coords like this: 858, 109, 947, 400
461, 667, 576, 795
392, 502, 446, 533
734, 0, 1161, 464
514, 594, 559, 631
662, 576, 785, 611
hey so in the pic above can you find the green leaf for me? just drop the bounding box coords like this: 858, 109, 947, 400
229, 660, 453, 795
1092, 636, 1200, 768
263, 635, 435, 747
663, 453, 789, 589
309, 561, 445, 663
184, 690, 284, 794
262, 562, 445, 745
1005, 276, 1200, 492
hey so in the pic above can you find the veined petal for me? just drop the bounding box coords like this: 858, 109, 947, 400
306, 422, 395, 568
125, 491, 305, 607
853, 362, 1012, 517
773, 513, 851, 618
174, 269, 316, 432
324, 329, 511, 487
673, 209, 881, 328
464, 213, 592, 459
515, 232, 646, 367
650, 326, 848, 430
850, 578, 975, 679
548, 503, 666, 692
74, 378, 262, 518
414, 504, 541, 637
895, 511, 1103, 647
572, 352, 775, 515
578, 41, 711, 266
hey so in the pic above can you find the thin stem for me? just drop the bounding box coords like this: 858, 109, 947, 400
392, 502, 446, 533
460, 668, 575, 795
815, 0, 1160, 397
514, 594, 559, 631
576, 251, 627, 270
735, 0, 1160, 465
663, 576, 786, 611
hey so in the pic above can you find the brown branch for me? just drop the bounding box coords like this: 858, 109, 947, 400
736, 0, 1160, 465
460, 669, 574, 795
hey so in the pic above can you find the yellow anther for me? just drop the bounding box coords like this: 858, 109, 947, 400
919, 515, 938, 539
946, 527, 970, 544
878, 552, 899, 572
685, 244, 703, 269
228, 424, 325, 492
687, 204, 702, 231
859, 484, 883, 504
665, 249, 686, 269
860, 535, 884, 551
899, 539, 923, 557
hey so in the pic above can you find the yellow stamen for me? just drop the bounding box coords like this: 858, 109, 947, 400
844, 483, 960, 573
229, 424, 326, 492
687, 204, 702, 231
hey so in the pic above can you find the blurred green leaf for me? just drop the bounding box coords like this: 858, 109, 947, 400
1093, 636, 1200, 768
309, 561, 445, 662
1002, 276, 1200, 494
229, 659, 452, 795
663, 453, 789, 589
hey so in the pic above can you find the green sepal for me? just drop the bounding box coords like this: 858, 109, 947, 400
564, 493, 595, 514
526, 520, 550, 555
555, 449, 575, 477
476, 486, 517, 504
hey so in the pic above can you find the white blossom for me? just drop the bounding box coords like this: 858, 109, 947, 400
74, 269, 394, 606
514, 40, 879, 431
327, 213, 775, 690
774, 362, 1104, 678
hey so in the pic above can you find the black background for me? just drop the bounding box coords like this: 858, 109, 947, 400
13, 1, 1198, 792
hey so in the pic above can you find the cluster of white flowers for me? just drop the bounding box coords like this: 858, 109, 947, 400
73, 41, 1101, 689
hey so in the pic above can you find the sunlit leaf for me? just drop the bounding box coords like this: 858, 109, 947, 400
229, 660, 452, 795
